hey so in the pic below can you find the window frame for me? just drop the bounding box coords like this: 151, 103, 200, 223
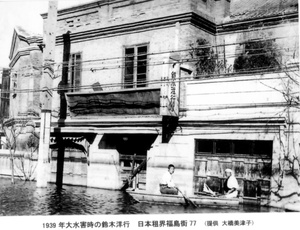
68, 52, 82, 92
195, 139, 273, 158
123, 43, 149, 89
234, 38, 279, 72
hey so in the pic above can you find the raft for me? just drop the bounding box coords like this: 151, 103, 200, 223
127, 190, 240, 208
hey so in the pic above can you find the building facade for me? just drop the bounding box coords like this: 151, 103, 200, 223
1, 0, 299, 209
8, 26, 43, 119
0, 27, 42, 179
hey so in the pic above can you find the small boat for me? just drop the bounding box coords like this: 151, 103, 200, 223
127, 189, 240, 208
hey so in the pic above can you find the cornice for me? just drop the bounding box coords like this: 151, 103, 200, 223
55, 12, 216, 45
27, 37, 43, 44
190, 12, 216, 34
178, 117, 286, 128
53, 11, 298, 44
9, 47, 41, 68
9, 28, 42, 61
217, 12, 299, 34
9, 30, 18, 60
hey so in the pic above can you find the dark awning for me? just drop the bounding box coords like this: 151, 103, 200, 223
66, 88, 160, 117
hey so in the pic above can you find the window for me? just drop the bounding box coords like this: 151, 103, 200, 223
234, 39, 280, 72
197, 140, 213, 153
195, 139, 272, 157
0, 69, 10, 118
69, 53, 82, 92
124, 45, 148, 88
216, 140, 231, 154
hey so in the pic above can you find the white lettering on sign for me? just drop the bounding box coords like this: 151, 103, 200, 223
169, 70, 176, 112
160, 63, 179, 117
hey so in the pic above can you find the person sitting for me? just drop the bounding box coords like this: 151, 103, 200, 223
203, 172, 216, 196
223, 168, 239, 198
159, 164, 178, 195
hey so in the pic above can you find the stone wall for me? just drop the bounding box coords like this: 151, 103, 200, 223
50, 149, 88, 186
146, 135, 195, 196
0, 150, 38, 181
86, 134, 122, 189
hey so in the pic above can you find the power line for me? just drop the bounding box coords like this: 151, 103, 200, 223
1, 34, 297, 74
0, 65, 298, 94
2, 60, 299, 92
0, 37, 298, 95
41, 34, 300, 67
1, 44, 298, 76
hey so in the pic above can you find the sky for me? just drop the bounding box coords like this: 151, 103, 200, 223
0, 0, 94, 68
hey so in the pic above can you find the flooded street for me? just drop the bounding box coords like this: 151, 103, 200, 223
0, 178, 283, 216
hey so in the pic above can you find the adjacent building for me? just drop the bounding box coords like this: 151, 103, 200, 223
0, 27, 42, 180
8, 26, 43, 119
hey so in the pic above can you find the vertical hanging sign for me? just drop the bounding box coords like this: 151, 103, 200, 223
160, 61, 180, 117
160, 22, 181, 117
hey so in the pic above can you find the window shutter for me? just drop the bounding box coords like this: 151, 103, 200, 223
124, 48, 134, 88
75, 53, 82, 92
137, 46, 147, 88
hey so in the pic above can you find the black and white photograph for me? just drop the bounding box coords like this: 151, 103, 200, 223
0, 0, 299, 229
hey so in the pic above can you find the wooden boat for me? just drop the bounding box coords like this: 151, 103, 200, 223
127, 189, 240, 208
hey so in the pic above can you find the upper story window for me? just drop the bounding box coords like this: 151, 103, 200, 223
124, 45, 148, 88
234, 39, 280, 72
69, 53, 82, 92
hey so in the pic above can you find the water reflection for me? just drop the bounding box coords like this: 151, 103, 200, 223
0, 178, 283, 216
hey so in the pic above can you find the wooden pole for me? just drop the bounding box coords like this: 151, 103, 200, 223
36, 0, 58, 188
130, 154, 136, 187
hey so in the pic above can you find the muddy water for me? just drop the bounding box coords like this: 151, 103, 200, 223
0, 178, 283, 216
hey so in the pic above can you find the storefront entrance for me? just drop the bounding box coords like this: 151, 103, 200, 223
98, 133, 158, 190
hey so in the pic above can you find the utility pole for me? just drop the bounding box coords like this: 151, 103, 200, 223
56, 32, 71, 188
36, 0, 58, 187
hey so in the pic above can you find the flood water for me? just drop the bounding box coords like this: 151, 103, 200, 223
0, 178, 283, 216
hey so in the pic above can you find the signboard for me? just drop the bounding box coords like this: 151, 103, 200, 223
160, 62, 180, 117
